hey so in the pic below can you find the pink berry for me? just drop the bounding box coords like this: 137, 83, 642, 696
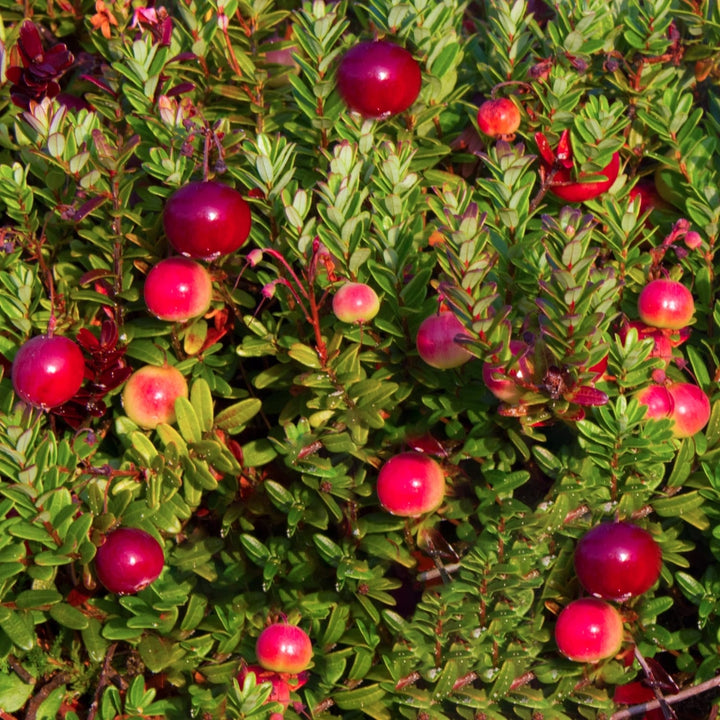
337, 40, 422, 119
377, 451, 445, 517
477, 98, 521, 138
256, 623, 313, 673
482, 340, 533, 402
12, 335, 85, 409
122, 364, 189, 429
554, 598, 624, 663
332, 282, 380, 323
667, 382, 710, 439
144, 257, 213, 322
95, 527, 164, 595
684, 230, 702, 249
163, 181, 252, 260
416, 312, 473, 369
637, 279, 694, 330
574, 522, 662, 601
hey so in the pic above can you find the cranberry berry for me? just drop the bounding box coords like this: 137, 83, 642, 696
554, 597, 624, 663
144, 256, 213, 323
163, 181, 252, 260
416, 312, 473, 369
332, 282, 380, 324
477, 98, 521, 138
256, 623, 313, 674
637, 279, 695, 330
95, 527, 164, 595
12, 334, 85, 409
337, 40, 422, 119
377, 451, 445, 517
574, 522, 662, 601
122, 364, 189, 429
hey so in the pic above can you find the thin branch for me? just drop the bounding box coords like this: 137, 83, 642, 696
611, 675, 720, 720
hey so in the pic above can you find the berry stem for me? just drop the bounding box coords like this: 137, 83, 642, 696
610, 674, 720, 719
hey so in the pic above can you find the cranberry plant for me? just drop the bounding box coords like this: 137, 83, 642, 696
1, 1, 720, 719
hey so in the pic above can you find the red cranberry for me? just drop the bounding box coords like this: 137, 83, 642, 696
122, 364, 189, 429
255, 623, 313, 673
482, 340, 533, 402
667, 382, 710, 439
163, 181, 252, 260
416, 312, 472, 369
554, 597, 624, 663
144, 257, 213, 322
477, 98, 521, 138
376, 451, 445, 517
637, 279, 694, 330
574, 522, 662, 601
337, 40, 422, 119
332, 282, 380, 323
549, 152, 620, 202
12, 335, 85, 409
95, 527, 164, 595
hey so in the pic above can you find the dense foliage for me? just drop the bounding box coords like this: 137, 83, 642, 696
1, 0, 720, 718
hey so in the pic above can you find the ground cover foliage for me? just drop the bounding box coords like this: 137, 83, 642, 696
1, 0, 720, 718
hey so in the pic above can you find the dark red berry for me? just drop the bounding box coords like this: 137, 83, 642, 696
95, 527, 164, 595
337, 40, 422, 119
163, 181, 252, 260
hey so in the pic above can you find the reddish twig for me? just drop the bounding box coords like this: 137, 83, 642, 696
611, 675, 720, 719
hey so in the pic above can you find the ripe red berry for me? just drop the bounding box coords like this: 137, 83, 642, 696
574, 522, 662, 601
256, 623, 313, 673
377, 451, 445, 517
476, 98, 521, 138
549, 152, 620, 202
667, 382, 710, 439
636, 381, 710, 438
554, 598, 624, 663
337, 40, 422, 119
482, 340, 533, 403
416, 312, 472, 369
95, 527, 164, 595
163, 181, 252, 260
636, 384, 674, 422
12, 335, 85, 409
144, 257, 213, 322
122, 364, 189, 429
637, 279, 695, 330
332, 282, 380, 323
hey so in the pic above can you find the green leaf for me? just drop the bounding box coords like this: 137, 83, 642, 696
49, 603, 90, 630
215, 399, 262, 433
175, 396, 203, 443
0, 672, 34, 712
191, 378, 215, 432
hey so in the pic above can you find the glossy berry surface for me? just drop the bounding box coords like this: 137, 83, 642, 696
554, 598, 624, 663
122, 364, 189, 429
144, 257, 213, 322
377, 451, 445, 517
477, 98, 520, 137
482, 340, 533, 403
163, 181, 252, 260
337, 40, 422, 119
636, 384, 674, 422
12, 335, 85, 409
637, 279, 695, 330
416, 312, 472, 369
549, 152, 620, 202
256, 623, 313, 673
95, 527, 164, 595
667, 382, 710, 438
574, 522, 662, 601
332, 282, 380, 323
